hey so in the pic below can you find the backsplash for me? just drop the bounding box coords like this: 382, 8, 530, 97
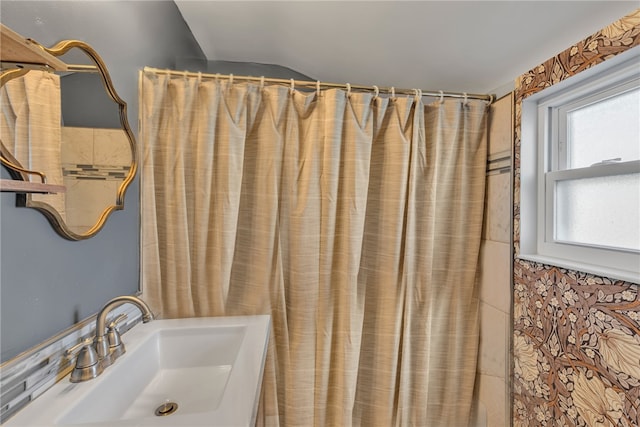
512, 10, 640, 427
0, 304, 142, 423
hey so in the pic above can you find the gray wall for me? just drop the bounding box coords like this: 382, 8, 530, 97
176, 58, 314, 81
61, 73, 122, 128
0, 0, 205, 362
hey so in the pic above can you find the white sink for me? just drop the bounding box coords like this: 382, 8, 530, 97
6, 315, 270, 427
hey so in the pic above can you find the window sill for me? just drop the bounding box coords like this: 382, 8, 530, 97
516, 253, 639, 284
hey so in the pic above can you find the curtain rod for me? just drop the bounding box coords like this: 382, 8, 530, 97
143, 66, 494, 103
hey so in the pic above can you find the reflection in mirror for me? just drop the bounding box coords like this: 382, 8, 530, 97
0, 40, 136, 240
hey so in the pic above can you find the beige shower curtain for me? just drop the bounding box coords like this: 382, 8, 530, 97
1, 71, 65, 217
140, 70, 488, 426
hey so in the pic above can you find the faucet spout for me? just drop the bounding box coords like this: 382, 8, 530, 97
94, 295, 154, 367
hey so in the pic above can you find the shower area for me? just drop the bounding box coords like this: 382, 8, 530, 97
138, 68, 513, 426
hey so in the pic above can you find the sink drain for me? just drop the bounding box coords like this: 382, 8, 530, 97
154, 402, 179, 417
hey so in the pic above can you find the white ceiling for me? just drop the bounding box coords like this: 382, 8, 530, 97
175, 1, 639, 94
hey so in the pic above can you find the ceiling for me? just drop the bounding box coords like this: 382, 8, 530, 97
175, 1, 639, 94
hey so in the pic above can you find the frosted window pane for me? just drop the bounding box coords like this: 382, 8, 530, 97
556, 173, 640, 251
567, 88, 640, 169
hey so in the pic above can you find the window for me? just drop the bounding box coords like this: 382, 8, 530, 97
520, 49, 640, 282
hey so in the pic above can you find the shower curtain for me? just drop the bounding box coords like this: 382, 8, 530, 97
140, 70, 488, 426
0, 70, 66, 217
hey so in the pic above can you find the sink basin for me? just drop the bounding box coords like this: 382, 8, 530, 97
5, 315, 270, 427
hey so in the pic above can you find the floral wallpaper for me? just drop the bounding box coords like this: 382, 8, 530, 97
513, 10, 640, 427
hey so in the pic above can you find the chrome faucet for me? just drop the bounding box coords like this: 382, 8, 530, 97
94, 295, 154, 368
67, 295, 154, 383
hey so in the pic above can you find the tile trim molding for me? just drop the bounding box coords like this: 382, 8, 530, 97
63, 164, 131, 180
0, 304, 142, 423
512, 9, 640, 427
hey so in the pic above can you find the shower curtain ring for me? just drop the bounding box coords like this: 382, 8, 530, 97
229, 74, 234, 85
439, 90, 445, 104
260, 76, 265, 90
346, 83, 351, 98
316, 80, 321, 97
391, 87, 395, 99
414, 89, 422, 102
486, 94, 495, 106
290, 78, 295, 94
463, 92, 468, 106
373, 85, 379, 99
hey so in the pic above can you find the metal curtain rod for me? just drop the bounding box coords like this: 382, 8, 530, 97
143, 66, 494, 103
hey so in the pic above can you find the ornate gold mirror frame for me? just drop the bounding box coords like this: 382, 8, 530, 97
0, 39, 137, 240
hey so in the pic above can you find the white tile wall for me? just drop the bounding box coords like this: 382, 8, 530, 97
483, 173, 511, 243
93, 129, 131, 166
478, 302, 507, 378
61, 127, 93, 165
478, 240, 511, 313
472, 92, 513, 427
60, 126, 131, 233
475, 373, 507, 426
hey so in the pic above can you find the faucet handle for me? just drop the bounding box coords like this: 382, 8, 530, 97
108, 313, 128, 329
65, 338, 104, 383
107, 313, 128, 361
65, 338, 94, 360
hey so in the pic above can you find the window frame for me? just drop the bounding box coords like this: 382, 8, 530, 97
519, 47, 640, 283
555, 77, 639, 170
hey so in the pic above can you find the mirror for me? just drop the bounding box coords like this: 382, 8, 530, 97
0, 40, 136, 240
